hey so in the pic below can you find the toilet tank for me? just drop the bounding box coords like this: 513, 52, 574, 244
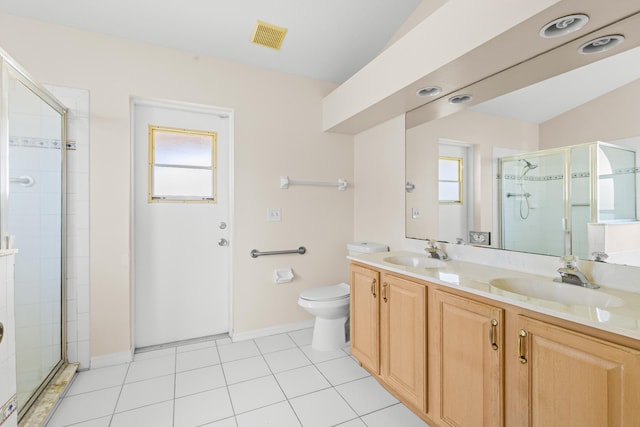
347, 241, 389, 255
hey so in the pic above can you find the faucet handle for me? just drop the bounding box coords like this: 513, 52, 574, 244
426, 239, 438, 249
592, 251, 609, 262
560, 255, 577, 268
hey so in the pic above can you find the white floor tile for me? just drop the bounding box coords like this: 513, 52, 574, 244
289, 388, 358, 427
222, 355, 271, 384
45, 387, 120, 427
133, 347, 176, 362
176, 364, 226, 398
228, 375, 286, 414
254, 333, 297, 354
315, 356, 369, 386
236, 401, 301, 427
174, 387, 234, 426
263, 348, 311, 373
110, 401, 173, 427
217, 340, 260, 363
275, 365, 331, 399
288, 329, 313, 347
125, 354, 175, 383
133, 347, 176, 361
177, 339, 217, 353
335, 419, 367, 427
335, 376, 398, 415
202, 417, 238, 426
115, 374, 175, 413
66, 364, 128, 396
64, 417, 112, 426
300, 345, 348, 364
361, 403, 431, 427
176, 346, 221, 372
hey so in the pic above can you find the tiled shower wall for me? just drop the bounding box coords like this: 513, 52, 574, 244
46, 85, 91, 370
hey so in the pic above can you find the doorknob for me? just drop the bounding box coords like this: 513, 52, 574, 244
218, 238, 228, 247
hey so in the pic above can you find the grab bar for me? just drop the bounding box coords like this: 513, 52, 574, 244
10, 176, 35, 187
251, 246, 306, 258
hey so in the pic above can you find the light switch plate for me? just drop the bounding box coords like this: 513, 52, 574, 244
267, 208, 281, 222
469, 231, 490, 245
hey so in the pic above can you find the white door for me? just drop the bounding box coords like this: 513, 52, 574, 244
133, 100, 231, 348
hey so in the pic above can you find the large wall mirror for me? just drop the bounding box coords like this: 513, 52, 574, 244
405, 6, 640, 267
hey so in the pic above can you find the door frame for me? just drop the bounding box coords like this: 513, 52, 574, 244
129, 97, 234, 350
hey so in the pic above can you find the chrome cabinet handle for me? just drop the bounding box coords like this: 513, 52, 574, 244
489, 319, 498, 351
371, 279, 377, 298
518, 329, 528, 364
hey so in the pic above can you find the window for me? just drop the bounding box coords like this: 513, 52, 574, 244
148, 125, 217, 203
439, 156, 462, 204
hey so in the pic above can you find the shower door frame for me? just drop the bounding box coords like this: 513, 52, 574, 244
0, 49, 69, 419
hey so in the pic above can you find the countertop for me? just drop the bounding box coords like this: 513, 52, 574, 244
348, 251, 640, 341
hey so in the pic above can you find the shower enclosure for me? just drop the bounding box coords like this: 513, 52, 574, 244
499, 141, 637, 259
1, 50, 68, 418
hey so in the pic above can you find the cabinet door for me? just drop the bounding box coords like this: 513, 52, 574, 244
434, 291, 504, 427
380, 274, 427, 412
515, 316, 640, 427
349, 265, 380, 374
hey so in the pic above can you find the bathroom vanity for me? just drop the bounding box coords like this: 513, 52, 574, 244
349, 251, 640, 427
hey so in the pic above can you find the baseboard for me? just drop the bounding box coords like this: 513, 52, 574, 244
90, 349, 134, 369
230, 319, 314, 342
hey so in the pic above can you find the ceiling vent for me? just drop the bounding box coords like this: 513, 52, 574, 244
251, 20, 287, 50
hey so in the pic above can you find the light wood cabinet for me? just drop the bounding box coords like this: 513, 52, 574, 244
349, 262, 640, 426
349, 264, 380, 374
380, 274, 427, 412
433, 291, 504, 427
512, 316, 640, 427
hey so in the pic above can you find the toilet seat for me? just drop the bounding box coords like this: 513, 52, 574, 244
299, 283, 349, 302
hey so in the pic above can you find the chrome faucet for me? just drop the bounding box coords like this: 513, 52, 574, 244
557, 256, 599, 289
425, 239, 448, 260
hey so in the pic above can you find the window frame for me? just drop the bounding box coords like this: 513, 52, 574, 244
438, 156, 463, 204
148, 125, 218, 203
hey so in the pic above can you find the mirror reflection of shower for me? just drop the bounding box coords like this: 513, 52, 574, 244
506, 159, 539, 219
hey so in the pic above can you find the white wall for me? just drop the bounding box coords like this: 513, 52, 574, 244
0, 14, 354, 359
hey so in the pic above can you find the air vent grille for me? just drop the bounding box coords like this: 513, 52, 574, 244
251, 20, 287, 50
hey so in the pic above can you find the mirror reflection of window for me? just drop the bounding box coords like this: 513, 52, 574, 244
149, 126, 217, 202
439, 157, 462, 204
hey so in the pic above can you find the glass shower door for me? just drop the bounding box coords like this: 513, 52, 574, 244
7, 75, 66, 413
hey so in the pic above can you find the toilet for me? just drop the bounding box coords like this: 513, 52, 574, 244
298, 241, 389, 351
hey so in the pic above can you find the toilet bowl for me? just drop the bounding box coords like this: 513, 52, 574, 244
298, 241, 389, 351
298, 283, 351, 351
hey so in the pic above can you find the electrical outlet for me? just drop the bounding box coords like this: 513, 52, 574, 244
412, 207, 421, 219
267, 208, 281, 222
469, 231, 490, 245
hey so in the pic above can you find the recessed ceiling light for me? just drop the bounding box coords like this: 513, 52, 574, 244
578, 35, 625, 54
539, 14, 589, 38
416, 86, 442, 97
448, 94, 473, 104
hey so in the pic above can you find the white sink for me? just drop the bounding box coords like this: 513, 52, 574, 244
384, 255, 447, 269
489, 277, 625, 308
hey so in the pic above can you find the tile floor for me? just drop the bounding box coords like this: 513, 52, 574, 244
44, 328, 430, 427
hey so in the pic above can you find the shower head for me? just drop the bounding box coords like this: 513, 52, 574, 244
521, 159, 538, 170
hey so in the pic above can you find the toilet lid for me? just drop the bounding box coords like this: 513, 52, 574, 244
300, 283, 350, 301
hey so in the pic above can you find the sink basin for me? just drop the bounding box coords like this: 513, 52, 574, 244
384, 255, 447, 269
489, 277, 625, 308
